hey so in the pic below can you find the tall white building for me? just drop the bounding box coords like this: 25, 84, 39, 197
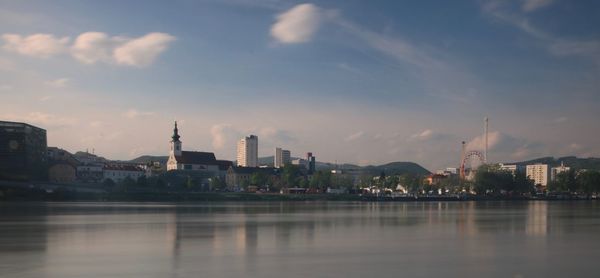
551, 162, 570, 181
274, 147, 291, 168
237, 135, 258, 167
526, 164, 550, 187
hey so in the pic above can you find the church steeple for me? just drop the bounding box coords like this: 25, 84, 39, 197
172, 121, 181, 142
170, 121, 182, 156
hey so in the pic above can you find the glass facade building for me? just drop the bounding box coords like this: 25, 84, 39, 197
0, 121, 47, 181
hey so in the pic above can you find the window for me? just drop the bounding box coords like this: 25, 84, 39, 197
184, 164, 192, 170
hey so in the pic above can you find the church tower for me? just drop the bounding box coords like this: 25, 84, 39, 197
170, 121, 182, 156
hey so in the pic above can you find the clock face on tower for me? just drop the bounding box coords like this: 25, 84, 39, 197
8, 140, 19, 151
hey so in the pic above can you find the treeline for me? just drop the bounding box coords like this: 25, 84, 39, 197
472, 165, 600, 196
472, 165, 534, 196
547, 170, 600, 194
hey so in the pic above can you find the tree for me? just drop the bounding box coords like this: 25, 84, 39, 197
474, 165, 514, 195
121, 176, 137, 192
210, 177, 226, 191
577, 171, 600, 195
136, 175, 148, 187
399, 174, 421, 193
281, 164, 301, 187
513, 171, 534, 194
103, 178, 116, 189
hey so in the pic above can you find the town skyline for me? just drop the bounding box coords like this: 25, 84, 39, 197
1, 0, 599, 170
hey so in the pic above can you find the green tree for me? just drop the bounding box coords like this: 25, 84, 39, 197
250, 172, 268, 187
116, 176, 137, 193
577, 171, 600, 194
281, 164, 301, 187
399, 173, 421, 193
210, 177, 226, 191
513, 171, 534, 194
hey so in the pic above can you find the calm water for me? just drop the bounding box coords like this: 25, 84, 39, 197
1, 201, 600, 278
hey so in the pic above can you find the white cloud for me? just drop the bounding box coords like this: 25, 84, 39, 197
44, 78, 69, 88
123, 109, 155, 119
71, 32, 120, 64
344, 131, 364, 142
270, 3, 322, 44
113, 32, 176, 67
210, 124, 240, 150
1, 112, 78, 128
72, 32, 175, 67
522, 0, 553, 12
2, 33, 69, 58
3, 31, 175, 67
410, 129, 434, 141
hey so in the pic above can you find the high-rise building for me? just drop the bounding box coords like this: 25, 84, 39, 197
274, 147, 291, 168
526, 164, 550, 187
0, 121, 47, 181
237, 135, 258, 167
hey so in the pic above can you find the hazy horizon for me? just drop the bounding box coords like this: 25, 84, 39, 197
1, 0, 599, 171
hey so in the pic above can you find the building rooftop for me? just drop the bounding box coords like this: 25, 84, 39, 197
175, 151, 217, 165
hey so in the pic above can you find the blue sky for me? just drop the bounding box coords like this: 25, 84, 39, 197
1, 0, 599, 170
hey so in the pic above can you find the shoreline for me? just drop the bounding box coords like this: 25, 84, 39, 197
1, 186, 596, 202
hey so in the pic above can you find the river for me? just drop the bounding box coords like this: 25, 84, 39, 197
1, 201, 599, 277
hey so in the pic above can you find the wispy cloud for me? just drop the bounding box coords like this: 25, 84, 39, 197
44, 78, 69, 88
2, 33, 69, 58
123, 109, 156, 119
270, 3, 323, 44
2, 31, 175, 67
482, 0, 600, 64
522, 0, 554, 12
1, 111, 78, 128
344, 131, 364, 142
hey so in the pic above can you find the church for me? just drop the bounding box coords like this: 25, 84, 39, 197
166, 122, 232, 173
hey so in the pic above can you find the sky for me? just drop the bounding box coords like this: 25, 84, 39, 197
1, 0, 599, 171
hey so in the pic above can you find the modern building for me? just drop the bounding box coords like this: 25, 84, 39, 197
274, 147, 291, 168
166, 122, 232, 177
0, 121, 47, 181
526, 164, 550, 187
551, 162, 571, 181
237, 135, 258, 167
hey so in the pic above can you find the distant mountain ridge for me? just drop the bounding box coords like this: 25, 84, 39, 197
128, 155, 431, 175
508, 156, 600, 171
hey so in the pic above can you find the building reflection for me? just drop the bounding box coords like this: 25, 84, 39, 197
526, 201, 548, 236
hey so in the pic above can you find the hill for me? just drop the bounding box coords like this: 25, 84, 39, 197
128, 155, 169, 164
126, 154, 431, 176
508, 156, 600, 171
257, 156, 430, 176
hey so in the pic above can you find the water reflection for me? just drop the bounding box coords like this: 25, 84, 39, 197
2, 201, 600, 278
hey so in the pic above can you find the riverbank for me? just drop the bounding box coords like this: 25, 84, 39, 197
1, 184, 597, 202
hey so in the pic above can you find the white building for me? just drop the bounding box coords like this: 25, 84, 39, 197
526, 164, 550, 187
237, 135, 258, 167
274, 147, 291, 168
551, 162, 571, 181
103, 164, 144, 183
